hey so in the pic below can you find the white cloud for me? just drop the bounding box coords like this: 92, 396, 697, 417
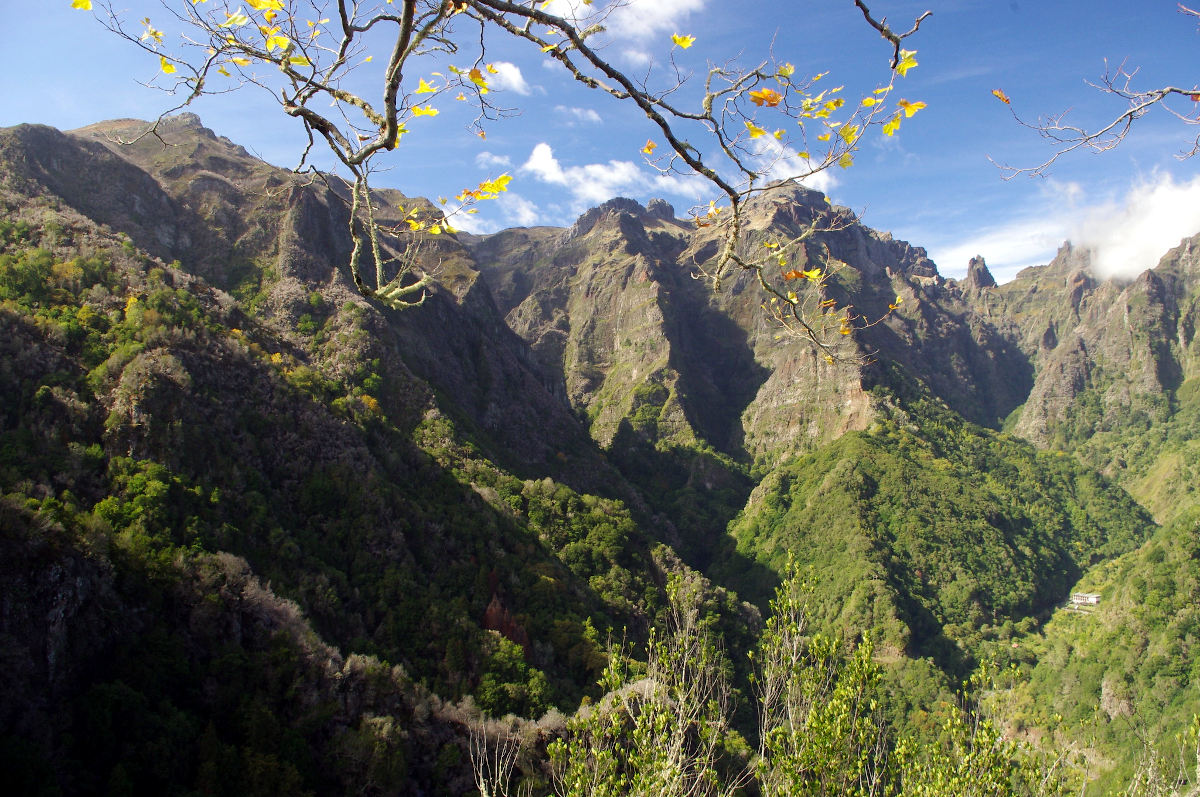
602, 0, 705, 63
928, 218, 1073, 284
555, 105, 603, 124
520, 142, 710, 212
501, 194, 543, 227
1073, 173, 1200, 279
607, 0, 706, 40
538, 0, 597, 24
750, 137, 838, 195
620, 48, 653, 66
475, 151, 513, 169
488, 62, 531, 95
923, 174, 1200, 284
451, 213, 500, 235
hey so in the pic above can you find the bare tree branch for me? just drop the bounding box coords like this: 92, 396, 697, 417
995, 4, 1200, 178
87, 0, 929, 353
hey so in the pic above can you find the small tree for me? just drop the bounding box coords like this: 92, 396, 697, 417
75, 0, 929, 354
751, 563, 890, 796
548, 573, 740, 797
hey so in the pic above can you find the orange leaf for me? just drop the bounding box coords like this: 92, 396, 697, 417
749, 87, 783, 108
992, 88, 1011, 105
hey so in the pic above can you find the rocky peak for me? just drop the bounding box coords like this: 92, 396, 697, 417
964, 255, 996, 290
567, 197, 649, 239
645, 198, 676, 221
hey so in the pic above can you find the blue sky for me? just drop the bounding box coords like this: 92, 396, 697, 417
5, 0, 1200, 282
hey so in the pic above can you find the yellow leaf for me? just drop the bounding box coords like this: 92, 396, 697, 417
777, 62, 795, 77
801, 268, 823, 281
992, 88, 1011, 105
263, 10, 277, 22
895, 49, 918, 77
246, 0, 284, 9
796, 151, 809, 159
897, 98, 926, 117
477, 130, 487, 140
817, 132, 831, 142
671, 33, 695, 48
220, 9, 251, 27
231, 57, 251, 66
873, 86, 891, 94
288, 55, 311, 66
468, 67, 489, 93
160, 55, 176, 74
749, 87, 783, 107
838, 152, 853, 168
429, 225, 442, 235
412, 105, 439, 116
455, 92, 466, 101
217, 65, 230, 76
364, 55, 373, 62
486, 64, 498, 74
773, 129, 785, 140
477, 174, 512, 195
541, 44, 557, 53
882, 114, 901, 136
861, 97, 877, 107
745, 121, 766, 139
838, 123, 859, 144
71, 0, 92, 8
641, 139, 657, 155
416, 78, 437, 94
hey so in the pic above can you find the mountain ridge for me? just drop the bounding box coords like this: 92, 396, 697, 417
1, 114, 1194, 793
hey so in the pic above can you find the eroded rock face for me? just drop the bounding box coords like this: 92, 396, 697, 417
976, 239, 1200, 447
469, 186, 1036, 464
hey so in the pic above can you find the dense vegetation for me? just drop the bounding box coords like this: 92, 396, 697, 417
0, 213, 693, 794
2, 128, 1195, 794
992, 507, 1200, 793
725, 390, 1151, 676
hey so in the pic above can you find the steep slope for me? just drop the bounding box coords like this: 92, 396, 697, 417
470, 187, 1034, 469
994, 507, 1200, 792
466, 190, 1155, 719
3, 114, 1187, 793
975, 237, 1200, 523
1, 118, 766, 793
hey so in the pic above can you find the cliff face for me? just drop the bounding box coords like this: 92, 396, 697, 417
959, 237, 1200, 521
469, 187, 1033, 466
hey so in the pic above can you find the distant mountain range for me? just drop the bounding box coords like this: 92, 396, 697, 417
2, 114, 1196, 794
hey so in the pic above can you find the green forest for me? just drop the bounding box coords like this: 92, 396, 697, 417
2, 104, 1199, 795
